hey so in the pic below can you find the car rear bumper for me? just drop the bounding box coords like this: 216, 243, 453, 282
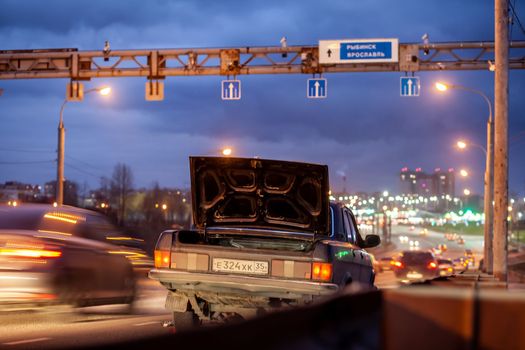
148, 268, 338, 299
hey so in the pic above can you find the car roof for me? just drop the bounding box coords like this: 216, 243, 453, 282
0, 203, 103, 230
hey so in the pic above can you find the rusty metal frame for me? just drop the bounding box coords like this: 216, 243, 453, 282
0, 41, 524, 80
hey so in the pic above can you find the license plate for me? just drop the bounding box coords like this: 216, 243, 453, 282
407, 272, 423, 279
212, 258, 268, 275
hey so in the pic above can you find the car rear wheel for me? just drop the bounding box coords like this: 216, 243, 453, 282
173, 311, 199, 331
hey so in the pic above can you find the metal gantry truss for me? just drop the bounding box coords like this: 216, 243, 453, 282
1, 41, 524, 99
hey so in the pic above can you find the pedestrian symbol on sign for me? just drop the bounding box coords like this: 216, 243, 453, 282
222, 80, 241, 100
400, 77, 420, 97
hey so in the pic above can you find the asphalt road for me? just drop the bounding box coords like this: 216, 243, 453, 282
373, 224, 484, 288
0, 278, 172, 349
0, 225, 485, 349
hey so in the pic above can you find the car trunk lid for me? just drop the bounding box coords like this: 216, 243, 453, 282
190, 157, 330, 236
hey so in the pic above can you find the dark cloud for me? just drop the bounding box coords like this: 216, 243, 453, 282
1, 0, 524, 195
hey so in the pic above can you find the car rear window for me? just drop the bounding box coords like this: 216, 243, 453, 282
401, 252, 434, 264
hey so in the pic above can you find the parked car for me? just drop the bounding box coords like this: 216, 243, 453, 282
0, 204, 137, 309
149, 157, 380, 328
390, 250, 440, 283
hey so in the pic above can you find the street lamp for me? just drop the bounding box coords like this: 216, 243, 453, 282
438, 81, 494, 273
56, 86, 111, 206
459, 169, 469, 177
456, 139, 487, 155
221, 147, 232, 156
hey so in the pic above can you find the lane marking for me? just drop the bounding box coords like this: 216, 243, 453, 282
133, 321, 159, 327
3, 337, 51, 346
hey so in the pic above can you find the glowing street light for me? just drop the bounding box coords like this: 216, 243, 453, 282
463, 188, 471, 196
99, 87, 111, 96
221, 148, 232, 156
56, 86, 111, 206
460, 169, 469, 177
435, 82, 448, 91
456, 139, 486, 155
436, 80, 494, 273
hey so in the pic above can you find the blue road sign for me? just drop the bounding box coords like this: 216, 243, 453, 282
221, 80, 241, 100
400, 77, 420, 97
319, 38, 399, 64
307, 78, 327, 99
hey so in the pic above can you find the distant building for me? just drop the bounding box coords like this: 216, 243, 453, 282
399, 167, 455, 197
0, 181, 42, 202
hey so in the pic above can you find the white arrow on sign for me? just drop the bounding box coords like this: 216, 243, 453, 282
228, 83, 234, 98
314, 81, 320, 97
407, 79, 413, 96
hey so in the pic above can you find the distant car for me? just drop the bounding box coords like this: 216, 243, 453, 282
379, 257, 393, 271
390, 251, 440, 283
452, 257, 468, 272
464, 249, 475, 267
419, 229, 428, 236
438, 243, 448, 252
456, 236, 465, 245
445, 233, 457, 241
0, 204, 137, 309
437, 258, 455, 277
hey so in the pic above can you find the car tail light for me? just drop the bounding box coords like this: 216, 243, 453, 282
390, 260, 403, 268
154, 250, 170, 268
0, 248, 62, 258
427, 261, 438, 269
312, 262, 332, 282
154, 232, 173, 269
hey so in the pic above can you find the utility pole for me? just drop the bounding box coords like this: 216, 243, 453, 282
493, 0, 509, 282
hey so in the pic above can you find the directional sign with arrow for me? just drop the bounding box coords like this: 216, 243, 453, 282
307, 78, 327, 99
319, 38, 399, 64
221, 80, 241, 100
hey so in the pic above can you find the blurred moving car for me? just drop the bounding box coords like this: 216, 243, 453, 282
390, 250, 440, 283
378, 257, 393, 271
437, 258, 455, 277
0, 204, 138, 309
149, 157, 380, 328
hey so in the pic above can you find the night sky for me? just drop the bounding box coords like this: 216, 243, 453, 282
1, 0, 524, 197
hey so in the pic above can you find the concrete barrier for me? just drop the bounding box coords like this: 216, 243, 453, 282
85, 282, 525, 350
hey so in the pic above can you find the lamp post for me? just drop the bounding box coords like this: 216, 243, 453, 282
56, 87, 111, 206
437, 82, 494, 274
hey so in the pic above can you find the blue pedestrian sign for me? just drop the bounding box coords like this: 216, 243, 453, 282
221, 80, 241, 100
307, 78, 327, 99
400, 77, 420, 97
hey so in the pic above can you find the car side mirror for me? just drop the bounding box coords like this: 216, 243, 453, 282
364, 234, 380, 248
